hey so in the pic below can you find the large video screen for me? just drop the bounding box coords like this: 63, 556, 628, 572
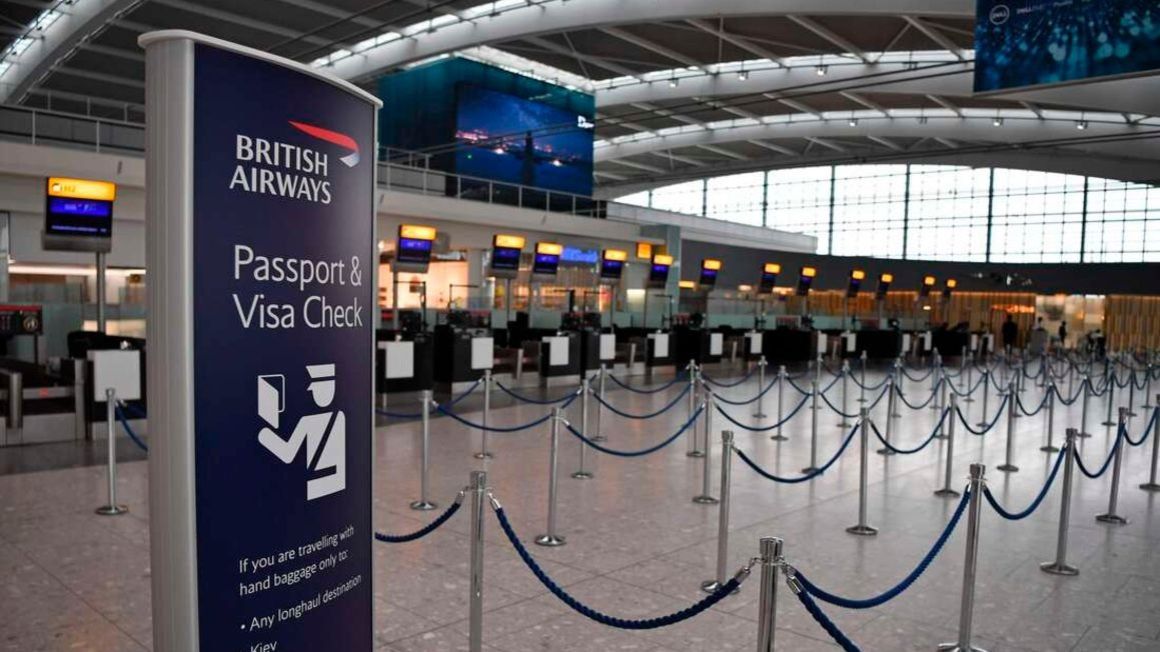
975, 1, 1160, 92
454, 85, 594, 196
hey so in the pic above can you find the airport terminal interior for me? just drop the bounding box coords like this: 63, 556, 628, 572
3, 2, 1160, 651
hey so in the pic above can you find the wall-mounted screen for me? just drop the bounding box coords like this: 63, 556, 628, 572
760, 263, 780, 294
600, 259, 624, 280
395, 224, 436, 273
396, 237, 433, 265
454, 85, 594, 196
491, 247, 521, 272
532, 242, 562, 277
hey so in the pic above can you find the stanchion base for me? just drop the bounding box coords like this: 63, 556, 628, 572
1039, 445, 1060, 453
845, 524, 878, 536
687, 451, 705, 458
752, 412, 768, 419
95, 504, 128, 516
856, 398, 868, 403
1096, 513, 1129, 525
473, 452, 494, 460
976, 422, 989, 429
933, 433, 948, 440
1077, 431, 1093, 438
1040, 561, 1079, 576
891, 412, 902, 418
801, 466, 819, 474
996, 464, 1020, 473
963, 397, 976, 403
837, 421, 852, 428
1012, 414, 1022, 419
699, 579, 741, 595
770, 434, 788, 441
937, 642, 990, 651
535, 534, 567, 547
571, 471, 594, 480
590, 435, 607, 443
1101, 420, 1117, 427
1139, 482, 1160, 492
692, 495, 719, 505
1127, 410, 1138, 418
410, 500, 438, 511
876, 448, 897, 456
933, 488, 961, 498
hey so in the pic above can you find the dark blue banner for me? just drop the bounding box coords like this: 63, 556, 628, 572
192, 43, 375, 651
975, 0, 1160, 92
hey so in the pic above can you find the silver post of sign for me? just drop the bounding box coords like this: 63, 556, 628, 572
771, 364, 787, 442
753, 356, 768, 418
1096, 407, 1130, 525
1079, 374, 1092, 437
1041, 429, 1079, 576
938, 463, 986, 652
702, 431, 734, 593
688, 362, 704, 457
468, 471, 487, 652
411, 389, 437, 510
935, 394, 961, 498
95, 387, 127, 516
694, 391, 718, 504
976, 368, 990, 429
593, 363, 607, 443
857, 350, 868, 404
755, 536, 783, 652
96, 251, 107, 334
475, 370, 493, 460
1102, 373, 1117, 426
878, 374, 897, 456
838, 360, 852, 428
997, 380, 1019, 473
572, 377, 593, 480
1141, 396, 1160, 492
1041, 380, 1059, 453
847, 408, 878, 536
536, 408, 566, 547
802, 378, 820, 473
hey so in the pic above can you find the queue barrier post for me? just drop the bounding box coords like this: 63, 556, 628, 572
754, 356, 769, 419
1095, 408, 1129, 525
935, 394, 961, 498
694, 391, 718, 505
1041, 429, 1080, 576
803, 379, 820, 473
772, 364, 787, 442
535, 408, 566, 547
1041, 380, 1059, 453
468, 471, 487, 652
702, 431, 735, 593
755, 536, 783, 652
411, 389, 437, 511
1141, 396, 1160, 492
572, 377, 593, 480
475, 370, 493, 460
95, 387, 128, 516
846, 408, 878, 536
938, 464, 988, 652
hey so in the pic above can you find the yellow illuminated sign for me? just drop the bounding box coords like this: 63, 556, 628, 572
702, 258, 722, 271
946, 279, 958, 289
636, 242, 653, 260
880, 273, 894, 283
493, 234, 526, 249
764, 263, 781, 274
923, 275, 937, 286
399, 224, 437, 240
678, 280, 696, 289
47, 177, 116, 201
536, 242, 563, 256
851, 269, 866, 281
801, 266, 817, 278
603, 249, 628, 262
653, 254, 674, 266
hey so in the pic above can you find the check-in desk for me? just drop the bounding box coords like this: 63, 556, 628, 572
433, 324, 494, 394
761, 328, 813, 363
645, 331, 674, 369
377, 330, 434, 395
932, 330, 970, 358
854, 329, 905, 359
540, 332, 581, 386
673, 327, 725, 368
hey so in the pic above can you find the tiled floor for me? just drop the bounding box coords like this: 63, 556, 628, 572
2, 359, 1158, 651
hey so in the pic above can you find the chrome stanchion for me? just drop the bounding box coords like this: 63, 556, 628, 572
1127, 372, 1137, 418
593, 363, 607, 443
572, 377, 593, 480
837, 360, 852, 428
536, 408, 566, 547
1079, 375, 1093, 438
847, 408, 878, 536
1041, 380, 1059, 453
997, 380, 1019, 473
1144, 366, 1153, 409
753, 356, 768, 418
755, 536, 782, 652
976, 368, 990, 429
702, 431, 734, 593
802, 379, 820, 473
468, 471, 487, 652
1140, 399, 1160, 492
771, 365, 787, 442
1095, 408, 1129, 525
1041, 429, 1079, 576
877, 374, 897, 456
964, 358, 975, 403
891, 358, 903, 418
688, 362, 704, 458
933, 368, 949, 440
95, 388, 127, 516
410, 389, 437, 511
935, 395, 960, 498
937, 463, 988, 652
932, 362, 943, 412
1102, 373, 1117, 426
694, 391, 718, 505
857, 350, 868, 404
475, 370, 493, 460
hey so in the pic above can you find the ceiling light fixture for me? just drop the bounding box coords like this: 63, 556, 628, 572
993, 117, 1004, 126
738, 69, 749, 81
1076, 120, 1088, 130
669, 77, 679, 88
815, 65, 828, 76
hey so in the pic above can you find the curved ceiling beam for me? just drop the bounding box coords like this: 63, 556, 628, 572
0, 0, 143, 104
326, 0, 973, 83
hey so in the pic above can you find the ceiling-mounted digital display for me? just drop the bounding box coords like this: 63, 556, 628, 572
533, 241, 562, 277
847, 269, 865, 298
760, 263, 780, 294
490, 234, 525, 279
919, 275, 936, 298
943, 278, 957, 299
699, 258, 721, 287
648, 253, 673, 289
797, 266, 816, 296
44, 177, 116, 252
395, 224, 437, 273
600, 248, 626, 281
876, 273, 893, 299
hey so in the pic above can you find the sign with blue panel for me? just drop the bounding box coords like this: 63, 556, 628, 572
140, 31, 379, 652
975, 0, 1160, 92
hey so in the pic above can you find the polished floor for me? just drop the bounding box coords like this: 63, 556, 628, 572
1, 359, 1158, 651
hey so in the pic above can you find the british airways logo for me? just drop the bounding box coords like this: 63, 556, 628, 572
228, 121, 360, 204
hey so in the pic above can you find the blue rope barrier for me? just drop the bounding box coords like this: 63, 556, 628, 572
713, 377, 778, 406
376, 380, 482, 419
1052, 383, 1084, 406
114, 404, 149, 453
496, 381, 580, 405
793, 587, 860, 652
592, 383, 690, 420
893, 380, 941, 410
795, 489, 970, 610
786, 376, 813, 396
434, 394, 576, 432
494, 505, 743, 629
818, 389, 859, 419
715, 393, 811, 432
701, 365, 757, 388
1124, 409, 1159, 447
945, 374, 986, 398
120, 402, 147, 418
734, 423, 859, 483
1015, 391, 1050, 417
563, 405, 703, 457
954, 394, 1009, 436
820, 373, 842, 395
869, 410, 948, 455
608, 372, 686, 394
900, 367, 935, 383
375, 498, 462, 543
1074, 435, 1123, 479
849, 375, 889, 392
983, 446, 1067, 520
